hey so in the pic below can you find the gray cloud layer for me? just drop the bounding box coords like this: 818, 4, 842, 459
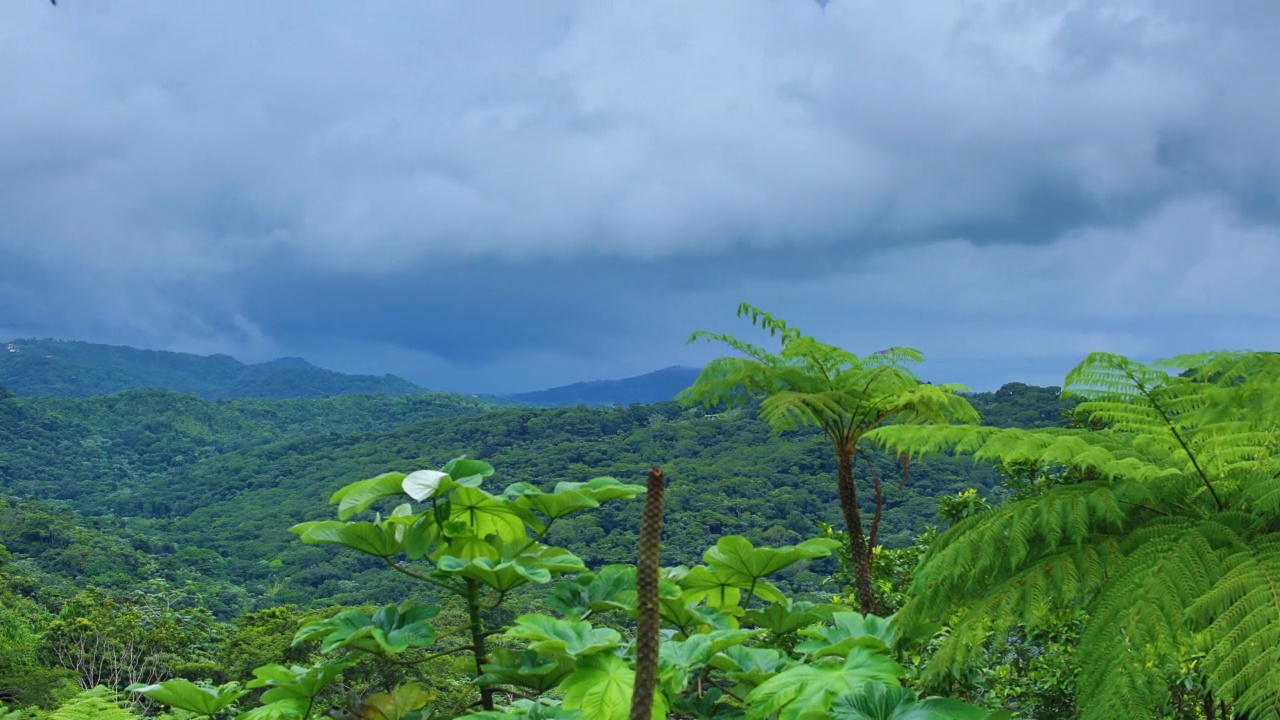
1, 0, 1277, 392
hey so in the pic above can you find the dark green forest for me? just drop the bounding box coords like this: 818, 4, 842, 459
1, 378, 1069, 616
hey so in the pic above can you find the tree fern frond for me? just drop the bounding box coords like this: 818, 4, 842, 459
887, 350, 1280, 718
905, 484, 1130, 608
1188, 532, 1280, 720
686, 331, 780, 366
863, 345, 925, 368
735, 302, 803, 342
869, 425, 1179, 482
912, 537, 1123, 675
884, 384, 982, 426
1074, 520, 1230, 719
1242, 473, 1280, 515
1063, 352, 1175, 402
758, 391, 847, 433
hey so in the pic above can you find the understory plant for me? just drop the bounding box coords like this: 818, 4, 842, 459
135, 457, 1002, 719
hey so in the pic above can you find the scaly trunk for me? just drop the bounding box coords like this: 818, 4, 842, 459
630, 466, 666, 720
837, 448, 877, 616
465, 578, 495, 711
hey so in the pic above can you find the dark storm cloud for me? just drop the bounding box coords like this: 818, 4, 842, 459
1, 0, 1279, 391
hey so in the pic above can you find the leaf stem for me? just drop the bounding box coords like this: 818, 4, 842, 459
381, 557, 465, 596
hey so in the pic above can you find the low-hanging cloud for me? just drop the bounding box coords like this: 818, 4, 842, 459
0, 0, 1277, 391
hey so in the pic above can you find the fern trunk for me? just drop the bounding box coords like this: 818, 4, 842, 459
837, 448, 877, 616
630, 466, 666, 720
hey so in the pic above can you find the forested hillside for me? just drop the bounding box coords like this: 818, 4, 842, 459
0, 388, 495, 506
2, 379, 1072, 616
0, 339, 425, 399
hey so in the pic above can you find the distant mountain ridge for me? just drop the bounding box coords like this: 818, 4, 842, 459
507, 365, 701, 407
0, 338, 424, 399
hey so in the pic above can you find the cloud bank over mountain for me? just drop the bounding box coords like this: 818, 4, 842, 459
1, 0, 1277, 391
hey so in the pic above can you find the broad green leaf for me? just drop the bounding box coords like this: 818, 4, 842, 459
711, 645, 793, 688
290, 520, 403, 557
668, 688, 747, 720
560, 653, 666, 720
331, 472, 409, 520
742, 602, 824, 635
441, 456, 495, 483
549, 565, 680, 620
129, 679, 247, 715
506, 483, 601, 519
435, 537, 583, 590
247, 658, 354, 706
352, 682, 435, 720
505, 615, 621, 659
658, 629, 760, 693
829, 683, 1007, 720
660, 629, 759, 668
465, 698, 583, 719
449, 486, 540, 540
681, 565, 785, 607
660, 595, 733, 635
293, 602, 439, 655
400, 514, 440, 560
550, 565, 636, 615
436, 556, 551, 592
552, 476, 647, 503
525, 544, 589, 574
703, 536, 839, 583
744, 648, 905, 720
795, 612, 897, 660
477, 648, 575, 694
236, 700, 309, 720
293, 608, 383, 654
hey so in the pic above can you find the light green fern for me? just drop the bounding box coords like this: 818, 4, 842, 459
869, 351, 1280, 720
46, 686, 140, 720
682, 304, 978, 615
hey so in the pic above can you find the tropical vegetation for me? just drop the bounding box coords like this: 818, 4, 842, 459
3, 313, 1277, 718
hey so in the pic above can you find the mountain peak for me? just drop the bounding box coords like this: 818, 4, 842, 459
0, 339, 423, 400
257, 356, 316, 369
508, 366, 701, 407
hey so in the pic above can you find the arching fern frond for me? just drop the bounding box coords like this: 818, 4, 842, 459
877, 351, 1280, 719
682, 306, 978, 616
870, 424, 1179, 483
1188, 530, 1280, 720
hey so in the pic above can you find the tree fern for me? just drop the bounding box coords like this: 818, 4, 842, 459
683, 304, 978, 615
869, 351, 1280, 719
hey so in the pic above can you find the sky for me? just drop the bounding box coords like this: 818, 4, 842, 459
2, 0, 1278, 394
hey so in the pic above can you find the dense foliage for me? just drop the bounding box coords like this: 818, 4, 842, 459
135, 459, 1007, 719
873, 351, 1280, 719
1, 333, 1116, 718
2, 378, 1068, 614
1, 388, 494, 506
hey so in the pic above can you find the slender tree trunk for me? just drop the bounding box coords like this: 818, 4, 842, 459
465, 578, 495, 711
837, 448, 877, 616
630, 466, 666, 720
